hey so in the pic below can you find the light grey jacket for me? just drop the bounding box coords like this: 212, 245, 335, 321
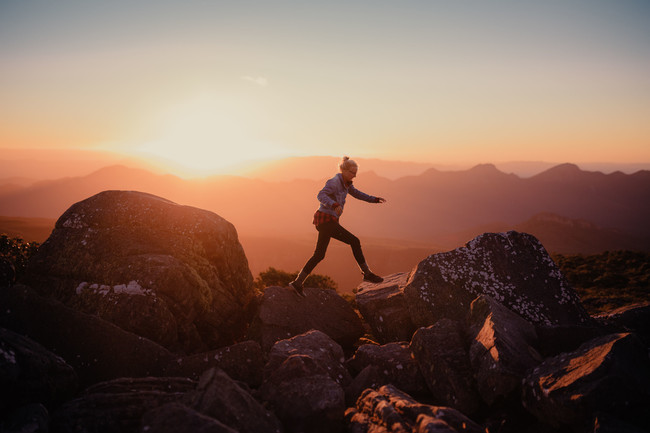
316, 173, 378, 218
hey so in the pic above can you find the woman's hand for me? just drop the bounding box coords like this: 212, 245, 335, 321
334, 205, 343, 216
376, 197, 386, 204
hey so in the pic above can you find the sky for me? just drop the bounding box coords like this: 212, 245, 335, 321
1, 0, 649, 177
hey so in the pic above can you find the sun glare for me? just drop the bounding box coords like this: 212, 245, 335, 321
129, 94, 288, 178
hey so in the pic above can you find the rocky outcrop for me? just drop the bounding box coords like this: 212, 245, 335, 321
1, 403, 50, 433
261, 330, 349, 433
0, 284, 172, 387
140, 403, 238, 433
468, 295, 542, 405
184, 368, 283, 433
403, 231, 591, 328
346, 341, 426, 401
260, 355, 345, 433
26, 190, 255, 353
345, 385, 484, 433
249, 285, 364, 351
51, 377, 197, 433
8, 203, 650, 433
1, 284, 266, 389
264, 330, 351, 386
0, 327, 77, 415
596, 302, 650, 347
409, 319, 481, 415
522, 332, 650, 431
355, 273, 415, 343
170, 340, 265, 387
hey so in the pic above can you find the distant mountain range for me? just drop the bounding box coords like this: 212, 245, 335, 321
2, 160, 648, 290
1, 161, 648, 245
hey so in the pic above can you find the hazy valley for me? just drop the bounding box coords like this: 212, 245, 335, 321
1, 156, 649, 291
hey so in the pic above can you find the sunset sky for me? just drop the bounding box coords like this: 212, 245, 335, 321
1, 0, 649, 176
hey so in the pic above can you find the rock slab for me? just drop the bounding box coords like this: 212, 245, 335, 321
404, 231, 591, 327
522, 332, 650, 430
468, 295, 542, 404
355, 273, 415, 343
410, 319, 481, 415
250, 285, 364, 351
345, 384, 484, 433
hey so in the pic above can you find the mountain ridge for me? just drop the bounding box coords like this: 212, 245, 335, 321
1, 163, 648, 241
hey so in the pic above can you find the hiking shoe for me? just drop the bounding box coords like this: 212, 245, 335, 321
289, 280, 305, 297
363, 272, 384, 284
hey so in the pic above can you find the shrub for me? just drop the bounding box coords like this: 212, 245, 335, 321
553, 251, 650, 314
0, 234, 40, 280
254, 267, 338, 292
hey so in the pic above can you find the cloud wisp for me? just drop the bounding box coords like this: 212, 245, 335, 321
242, 76, 269, 87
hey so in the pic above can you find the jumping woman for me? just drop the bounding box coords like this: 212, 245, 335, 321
289, 156, 386, 295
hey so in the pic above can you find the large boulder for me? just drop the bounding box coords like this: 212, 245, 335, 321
0, 327, 77, 415
468, 295, 542, 405
1, 403, 50, 433
51, 377, 197, 433
26, 190, 255, 353
1, 284, 265, 389
170, 340, 265, 387
261, 330, 350, 433
522, 332, 650, 431
184, 368, 283, 433
0, 284, 173, 387
404, 231, 591, 328
596, 302, 650, 347
141, 403, 238, 433
249, 285, 364, 351
263, 330, 351, 387
409, 319, 482, 415
345, 385, 484, 433
260, 355, 345, 433
355, 273, 415, 343
346, 342, 427, 401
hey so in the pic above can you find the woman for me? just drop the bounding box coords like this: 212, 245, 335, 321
289, 156, 386, 296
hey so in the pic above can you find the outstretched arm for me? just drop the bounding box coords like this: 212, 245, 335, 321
349, 184, 386, 204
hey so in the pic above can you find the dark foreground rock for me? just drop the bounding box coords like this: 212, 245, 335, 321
261, 330, 349, 433
1, 284, 267, 389
0, 284, 172, 387
355, 273, 415, 344
0, 327, 77, 415
185, 368, 283, 433
345, 385, 484, 433
1, 403, 50, 433
51, 377, 197, 433
410, 319, 481, 415
169, 340, 265, 387
596, 302, 650, 347
140, 403, 238, 433
468, 295, 542, 405
249, 285, 364, 351
346, 341, 427, 403
26, 190, 256, 353
403, 231, 591, 328
264, 330, 351, 386
260, 355, 345, 433
522, 332, 650, 431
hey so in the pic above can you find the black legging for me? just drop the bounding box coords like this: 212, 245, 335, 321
301, 221, 366, 274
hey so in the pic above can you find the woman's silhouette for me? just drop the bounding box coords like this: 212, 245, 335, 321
290, 156, 385, 295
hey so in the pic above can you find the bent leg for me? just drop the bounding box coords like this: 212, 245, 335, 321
329, 223, 366, 266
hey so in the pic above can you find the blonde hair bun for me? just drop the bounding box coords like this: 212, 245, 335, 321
339, 156, 358, 172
